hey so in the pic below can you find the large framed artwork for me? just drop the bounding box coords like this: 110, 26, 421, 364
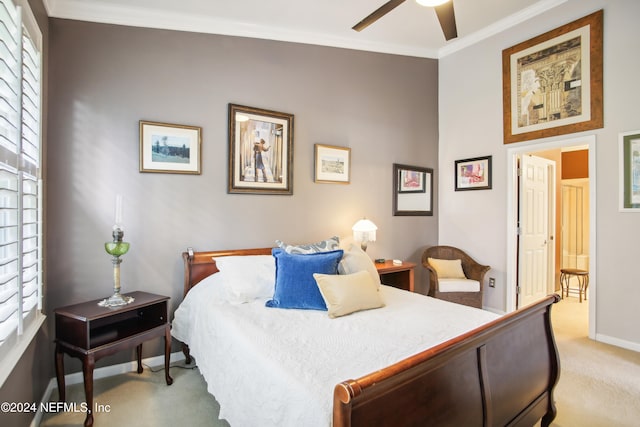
619, 130, 640, 212
228, 104, 294, 195
139, 121, 202, 174
502, 10, 603, 144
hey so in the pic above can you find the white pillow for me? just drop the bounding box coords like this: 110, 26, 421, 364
214, 255, 276, 304
314, 271, 384, 318
338, 243, 381, 287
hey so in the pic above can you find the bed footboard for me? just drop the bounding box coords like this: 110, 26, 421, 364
333, 294, 561, 427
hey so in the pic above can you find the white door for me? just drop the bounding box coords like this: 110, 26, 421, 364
518, 155, 555, 308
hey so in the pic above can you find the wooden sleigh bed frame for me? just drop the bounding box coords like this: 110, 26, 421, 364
181, 248, 561, 427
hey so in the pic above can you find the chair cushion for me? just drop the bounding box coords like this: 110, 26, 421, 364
438, 278, 480, 292
428, 258, 466, 279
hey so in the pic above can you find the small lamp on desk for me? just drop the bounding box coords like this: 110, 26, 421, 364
352, 218, 377, 252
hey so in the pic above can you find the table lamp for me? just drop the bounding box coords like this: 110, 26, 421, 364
98, 195, 134, 307
352, 218, 377, 252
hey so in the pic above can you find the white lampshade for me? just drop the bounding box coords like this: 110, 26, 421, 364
416, 0, 449, 7
352, 218, 377, 251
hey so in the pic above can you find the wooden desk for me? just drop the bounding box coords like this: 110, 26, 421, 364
54, 291, 173, 426
376, 260, 416, 292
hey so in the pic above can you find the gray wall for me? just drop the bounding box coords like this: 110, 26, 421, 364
45, 19, 439, 371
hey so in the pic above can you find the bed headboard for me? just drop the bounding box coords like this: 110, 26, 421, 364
182, 247, 273, 297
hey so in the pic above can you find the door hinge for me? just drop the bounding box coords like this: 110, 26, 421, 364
516, 286, 521, 294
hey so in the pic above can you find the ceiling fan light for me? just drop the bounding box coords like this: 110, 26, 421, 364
416, 0, 449, 7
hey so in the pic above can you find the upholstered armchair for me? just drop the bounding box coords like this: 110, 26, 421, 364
421, 246, 490, 309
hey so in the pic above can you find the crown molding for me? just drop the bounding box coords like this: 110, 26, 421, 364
44, 0, 441, 58
438, 0, 568, 58
44, 0, 567, 60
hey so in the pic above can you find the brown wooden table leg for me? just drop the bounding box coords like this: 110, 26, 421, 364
83, 354, 95, 427
164, 325, 173, 385
136, 344, 143, 374
55, 343, 66, 402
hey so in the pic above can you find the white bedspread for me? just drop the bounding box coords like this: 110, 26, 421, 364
171, 278, 499, 427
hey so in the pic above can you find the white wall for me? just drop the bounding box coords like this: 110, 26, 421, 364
439, 0, 640, 349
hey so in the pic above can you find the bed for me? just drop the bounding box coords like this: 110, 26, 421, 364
171, 246, 560, 427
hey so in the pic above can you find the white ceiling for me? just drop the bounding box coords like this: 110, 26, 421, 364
42, 0, 568, 58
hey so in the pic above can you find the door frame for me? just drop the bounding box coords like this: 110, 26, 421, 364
506, 134, 597, 339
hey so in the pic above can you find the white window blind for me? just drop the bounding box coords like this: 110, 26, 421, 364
0, 0, 43, 385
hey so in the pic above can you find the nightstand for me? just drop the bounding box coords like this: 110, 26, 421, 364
376, 261, 416, 292
54, 291, 173, 427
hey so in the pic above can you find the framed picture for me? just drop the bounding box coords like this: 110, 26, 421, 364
455, 156, 492, 191
619, 130, 640, 212
398, 168, 426, 193
228, 104, 294, 195
314, 144, 350, 184
502, 10, 603, 144
139, 121, 202, 174
393, 163, 433, 216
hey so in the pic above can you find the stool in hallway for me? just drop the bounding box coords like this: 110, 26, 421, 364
560, 268, 589, 302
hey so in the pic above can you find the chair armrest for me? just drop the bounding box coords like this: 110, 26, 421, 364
464, 262, 491, 289
421, 259, 440, 293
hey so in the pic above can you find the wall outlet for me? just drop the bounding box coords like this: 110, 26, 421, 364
489, 277, 496, 288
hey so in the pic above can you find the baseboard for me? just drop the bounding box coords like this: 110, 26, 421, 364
595, 333, 640, 353
30, 351, 186, 427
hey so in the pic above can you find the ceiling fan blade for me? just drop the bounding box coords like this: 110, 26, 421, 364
352, 0, 407, 32
434, 1, 458, 41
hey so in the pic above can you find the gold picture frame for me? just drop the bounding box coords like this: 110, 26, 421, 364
314, 144, 351, 184
502, 10, 603, 144
139, 120, 202, 174
228, 104, 294, 195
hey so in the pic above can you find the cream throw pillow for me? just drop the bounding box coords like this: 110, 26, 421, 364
427, 258, 466, 279
313, 271, 384, 318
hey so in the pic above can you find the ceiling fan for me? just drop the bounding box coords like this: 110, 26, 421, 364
352, 0, 458, 41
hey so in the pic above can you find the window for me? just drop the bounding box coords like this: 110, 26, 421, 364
0, 0, 43, 387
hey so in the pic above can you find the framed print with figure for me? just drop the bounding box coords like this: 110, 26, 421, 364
228, 104, 294, 195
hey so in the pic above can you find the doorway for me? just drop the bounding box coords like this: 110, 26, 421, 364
506, 135, 596, 340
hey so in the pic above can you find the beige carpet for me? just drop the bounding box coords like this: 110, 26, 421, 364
40, 297, 640, 426
40, 362, 229, 427
550, 297, 640, 426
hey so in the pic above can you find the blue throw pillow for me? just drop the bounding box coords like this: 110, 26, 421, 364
266, 248, 344, 310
